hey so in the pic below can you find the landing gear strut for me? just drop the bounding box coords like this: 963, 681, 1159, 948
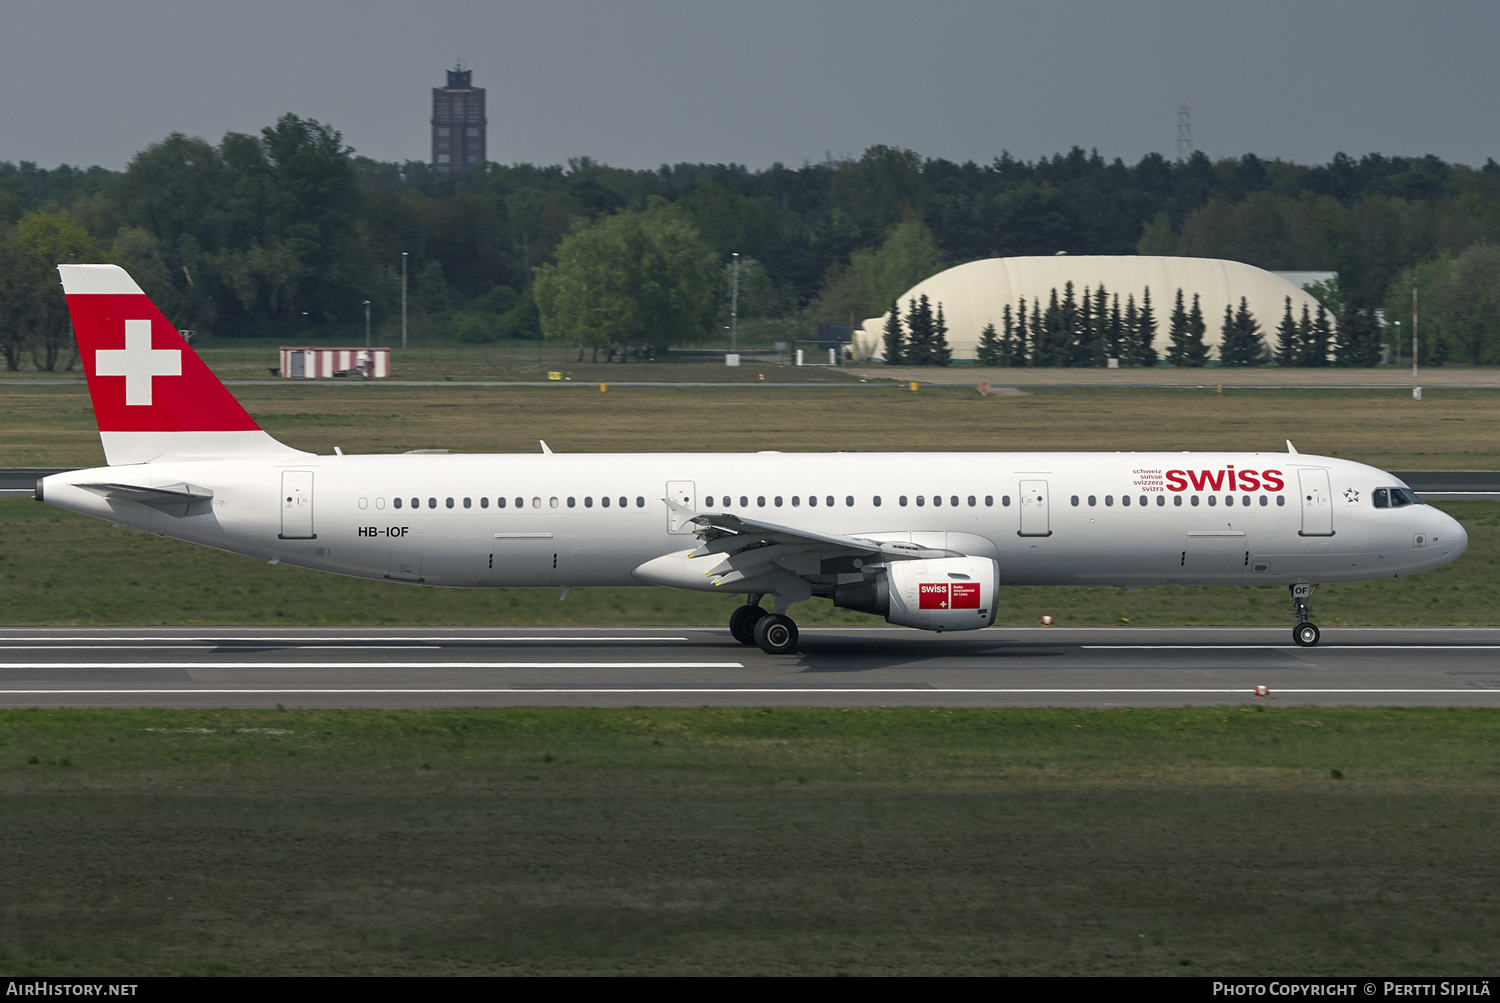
1290, 584, 1320, 647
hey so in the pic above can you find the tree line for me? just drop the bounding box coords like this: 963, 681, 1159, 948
3, 117, 1500, 368
882, 283, 1380, 368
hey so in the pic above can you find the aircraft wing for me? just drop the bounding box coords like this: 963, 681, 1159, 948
662, 499, 960, 590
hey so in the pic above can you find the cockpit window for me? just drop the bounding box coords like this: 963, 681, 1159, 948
1374, 487, 1422, 508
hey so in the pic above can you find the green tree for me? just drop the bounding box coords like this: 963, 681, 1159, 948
1183, 293, 1209, 366
1219, 297, 1265, 366
1121, 294, 1140, 366
1133, 288, 1159, 366
881, 299, 904, 364
905, 294, 935, 365
533, 198, 717, 355
1103, 289, 1123, 362
1013, 299, 1030, 366
2, 210, 99, 370
1166, 288, 1190, 366
931, 302, 951, 366
1274, 297, 1299, 366
976, 320, 1002, 366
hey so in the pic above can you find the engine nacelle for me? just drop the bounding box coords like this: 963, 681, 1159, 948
833, 557, 999, 631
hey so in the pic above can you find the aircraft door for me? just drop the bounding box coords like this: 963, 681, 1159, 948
279, 471, 315, 539
1018, 480, 1051, 537
1184, 531, 1248, 584
667, 480, 697, 534
492, 533, 555, 586
1298, 469, 1334, 536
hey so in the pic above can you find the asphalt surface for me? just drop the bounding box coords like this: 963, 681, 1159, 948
1, 626, 1497, 709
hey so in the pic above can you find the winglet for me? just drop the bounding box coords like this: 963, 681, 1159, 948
540, 440, 553, 455
1286, 439, 1299, 454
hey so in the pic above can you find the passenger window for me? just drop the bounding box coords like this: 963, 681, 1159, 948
1258, 495, 1267, 507
899, 496, 908, 507
601, 496, 610, 507
932, 495, 941, 507
916, 496, 925, 507
497, 497, 506, 509
1222, 495, 1231, 507
741, 496, 750, 508
949, 495, 958, 507
967, 496, 975, 507
567, 497, 576, 508
393, 497, 403, 509
1276, 496, 1285, 507
1241, 495, 1250, 506
584, 496, 593, 508
1121, 495, 1131, 507
636, 497, 645, 507
757, 496, 766, 507
446, 497, 454, 509
846, 496, 854, 507
1071, 495, 1080, 507
705, 496, 714, 508
1174, 496, 1182, 507
480, 497, 489, 509
1156, 495, 1165, 506
516, 498, 524, 509
620, 497, 628, 508
792, 496, 800, 507
1208, 495, 1217, 507
463, 497, 471, 508
1190, 496, 1199, 507
376, 497, 386, 510
1105, 495, 1113, 507
874, 496, 882, 507
428, 498, 437, 509
775, 496, 783, 507
549, 497, 559, 508
827, 496, 836, 507
532, 497, 541, 509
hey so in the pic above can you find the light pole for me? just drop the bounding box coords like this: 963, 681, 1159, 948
363, 300, 371, 348
401, 252, 408, 351
1392, 320, 1401, 362
730, 252, 739, 353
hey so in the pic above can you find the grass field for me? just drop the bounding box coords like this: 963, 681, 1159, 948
0, 498, 1493, 626
5, 382, 1500, 470
1, 706, 1496, 976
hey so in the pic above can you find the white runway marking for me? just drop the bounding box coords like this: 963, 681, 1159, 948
0, 636, 690, 644
0, 687, 1492, 696
1083, 645, 1500, 650
0, 662, 742, 670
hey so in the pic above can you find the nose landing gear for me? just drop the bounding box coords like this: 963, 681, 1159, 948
1290, 584, 1320, 647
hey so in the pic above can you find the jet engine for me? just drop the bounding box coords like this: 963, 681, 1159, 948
833, 556, 999, 631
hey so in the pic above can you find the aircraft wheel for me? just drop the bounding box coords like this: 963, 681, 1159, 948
754, 614, 799, 655
729, 604, 767, 645
1293, 622, 1321, 647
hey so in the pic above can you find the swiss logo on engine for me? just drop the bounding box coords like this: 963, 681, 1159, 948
919, 583, 981, 610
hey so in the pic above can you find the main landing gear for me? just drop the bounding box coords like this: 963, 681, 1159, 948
1290, 584, 1320, 647
729, 594, 800, 655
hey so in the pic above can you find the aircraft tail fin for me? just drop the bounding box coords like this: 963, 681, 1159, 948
58, 264, 307, 465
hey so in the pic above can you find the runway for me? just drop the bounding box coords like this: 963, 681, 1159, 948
1, 626, 1498, 708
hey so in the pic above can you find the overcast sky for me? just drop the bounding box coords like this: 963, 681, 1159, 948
4, 0, 1498, 173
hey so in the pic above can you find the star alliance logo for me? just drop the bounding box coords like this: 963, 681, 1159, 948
1343, 487, 1360, 503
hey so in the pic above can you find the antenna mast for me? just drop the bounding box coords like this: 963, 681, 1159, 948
1177, 105, 1193, 162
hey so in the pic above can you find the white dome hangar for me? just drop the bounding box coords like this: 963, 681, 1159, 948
856, 255, 1331, 362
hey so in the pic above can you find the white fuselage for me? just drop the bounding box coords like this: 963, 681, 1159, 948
40, 450, 1467, 593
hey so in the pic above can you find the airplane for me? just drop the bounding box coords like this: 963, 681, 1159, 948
35, 264, 1468, 653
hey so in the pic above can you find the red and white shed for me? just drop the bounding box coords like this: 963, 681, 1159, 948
279, 347, 390, 378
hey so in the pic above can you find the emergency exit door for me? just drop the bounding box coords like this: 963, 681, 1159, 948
667, 480, 697, 534
279, 470, 315, 539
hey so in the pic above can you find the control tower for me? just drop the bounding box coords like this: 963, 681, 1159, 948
431, 65, 486, 173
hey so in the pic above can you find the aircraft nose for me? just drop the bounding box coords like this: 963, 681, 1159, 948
1443, 511, 1469, 559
